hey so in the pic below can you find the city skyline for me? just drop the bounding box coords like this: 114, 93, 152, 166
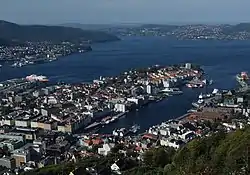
1, 0, 250, 25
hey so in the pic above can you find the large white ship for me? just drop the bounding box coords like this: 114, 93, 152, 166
26, 74, 49, 82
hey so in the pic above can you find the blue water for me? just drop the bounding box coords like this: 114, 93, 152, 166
1, 37, 250, 133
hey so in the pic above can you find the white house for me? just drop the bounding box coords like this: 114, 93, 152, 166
160, 137, 184, 149
115, 103, 126, 112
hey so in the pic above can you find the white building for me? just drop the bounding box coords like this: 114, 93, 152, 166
179, 131, 195, 140
185, 63, 192, 69
146, 85, 152, 94
160, 138, 181, 149
15, 120, 29, 127
111, 163, 122, 174
127, 97, 141, 105
47, 96, 58, 104
115, 103, 126, 112
98, 143, 115, 156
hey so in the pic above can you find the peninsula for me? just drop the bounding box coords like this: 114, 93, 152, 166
0, 65, 250, 175
0, 20, 120, 66
103, 23, 250, 40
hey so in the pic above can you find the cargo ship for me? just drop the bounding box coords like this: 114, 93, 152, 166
236, 72, 249, 88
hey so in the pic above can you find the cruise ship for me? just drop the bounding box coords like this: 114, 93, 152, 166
26, 74, 49, 82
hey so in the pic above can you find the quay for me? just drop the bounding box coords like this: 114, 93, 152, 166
176, 113, 190, 121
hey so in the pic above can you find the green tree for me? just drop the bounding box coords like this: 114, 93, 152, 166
163, 164, 174, 174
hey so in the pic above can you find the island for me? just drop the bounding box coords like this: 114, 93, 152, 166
0, 20, 120, 67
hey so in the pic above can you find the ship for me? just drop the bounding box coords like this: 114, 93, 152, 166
162, 88, 183, 95
187, 109, 198, 113
202, 79, 213, 86
12, 62, 24, 68
236, 72, 249, 88
129, 124, 140, 134
26, 74, 49, 82
85, 122, 101, 130
113, 128, 130, 137
192, 99, 204, 108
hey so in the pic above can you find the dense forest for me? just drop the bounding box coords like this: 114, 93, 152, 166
22, 127, 250, 175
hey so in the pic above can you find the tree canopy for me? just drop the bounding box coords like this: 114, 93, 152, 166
22, 127, 250, 175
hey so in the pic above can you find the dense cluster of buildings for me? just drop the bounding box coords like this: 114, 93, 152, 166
75, 86, 250, 174
0, 41, 91, 67
112, 24, 250, 40
4, 64, 250, 174
0, 64, 204, 173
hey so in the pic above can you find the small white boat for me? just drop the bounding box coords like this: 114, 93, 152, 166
187, 109, 198, 113
129, 124, 140, 133
209, 80, 213, 85
162, 88, 183, 95
192, 102, 200, 108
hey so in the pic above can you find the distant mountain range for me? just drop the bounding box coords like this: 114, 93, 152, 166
0, 20, 120, 44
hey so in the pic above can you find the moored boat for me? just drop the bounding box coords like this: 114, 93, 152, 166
162, 88, 183, 95
129, 124, 140, 134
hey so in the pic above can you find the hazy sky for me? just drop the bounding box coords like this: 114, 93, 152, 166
1, 0, 250, 24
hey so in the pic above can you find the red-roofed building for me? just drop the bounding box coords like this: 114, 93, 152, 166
135, 146, 142, 152
142, 133, 158, 140
92, 138, 103, 145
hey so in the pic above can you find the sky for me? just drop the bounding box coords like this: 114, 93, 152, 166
1, 0, 250, 24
